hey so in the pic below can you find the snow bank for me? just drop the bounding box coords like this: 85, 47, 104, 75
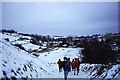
1, 33, 120, 79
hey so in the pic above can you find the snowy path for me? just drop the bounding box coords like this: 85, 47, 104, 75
36, 48, 87, 78
2, 33, 88, 78
1, 33, 119, 79
2, 39, 87, 78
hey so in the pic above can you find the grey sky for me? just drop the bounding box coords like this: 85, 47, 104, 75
2, 2, 118, 36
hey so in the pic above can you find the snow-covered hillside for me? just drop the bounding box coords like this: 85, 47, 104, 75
0, 32, 120, 79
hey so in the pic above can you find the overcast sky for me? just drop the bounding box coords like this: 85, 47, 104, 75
2, 2, 118, 36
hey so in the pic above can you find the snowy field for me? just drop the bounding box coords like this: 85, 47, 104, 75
1, 33, 120, 79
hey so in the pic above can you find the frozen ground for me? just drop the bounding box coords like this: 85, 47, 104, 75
0, 33, 120, 79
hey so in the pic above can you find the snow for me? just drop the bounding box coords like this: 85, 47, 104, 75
1, 33, 120, 79
21, 36, 31, 39
2, 34, 19, 42
39, 48, 81, 63
1, 38, 83, 78
12, 40, 29, 45
22, 43, 40, 51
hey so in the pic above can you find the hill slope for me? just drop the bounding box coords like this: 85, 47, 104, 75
0, 32, 120, 79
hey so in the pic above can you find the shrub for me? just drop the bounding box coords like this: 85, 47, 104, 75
81, 40, 116, 64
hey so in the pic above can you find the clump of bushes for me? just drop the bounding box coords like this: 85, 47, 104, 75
81, 38, 116, 64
